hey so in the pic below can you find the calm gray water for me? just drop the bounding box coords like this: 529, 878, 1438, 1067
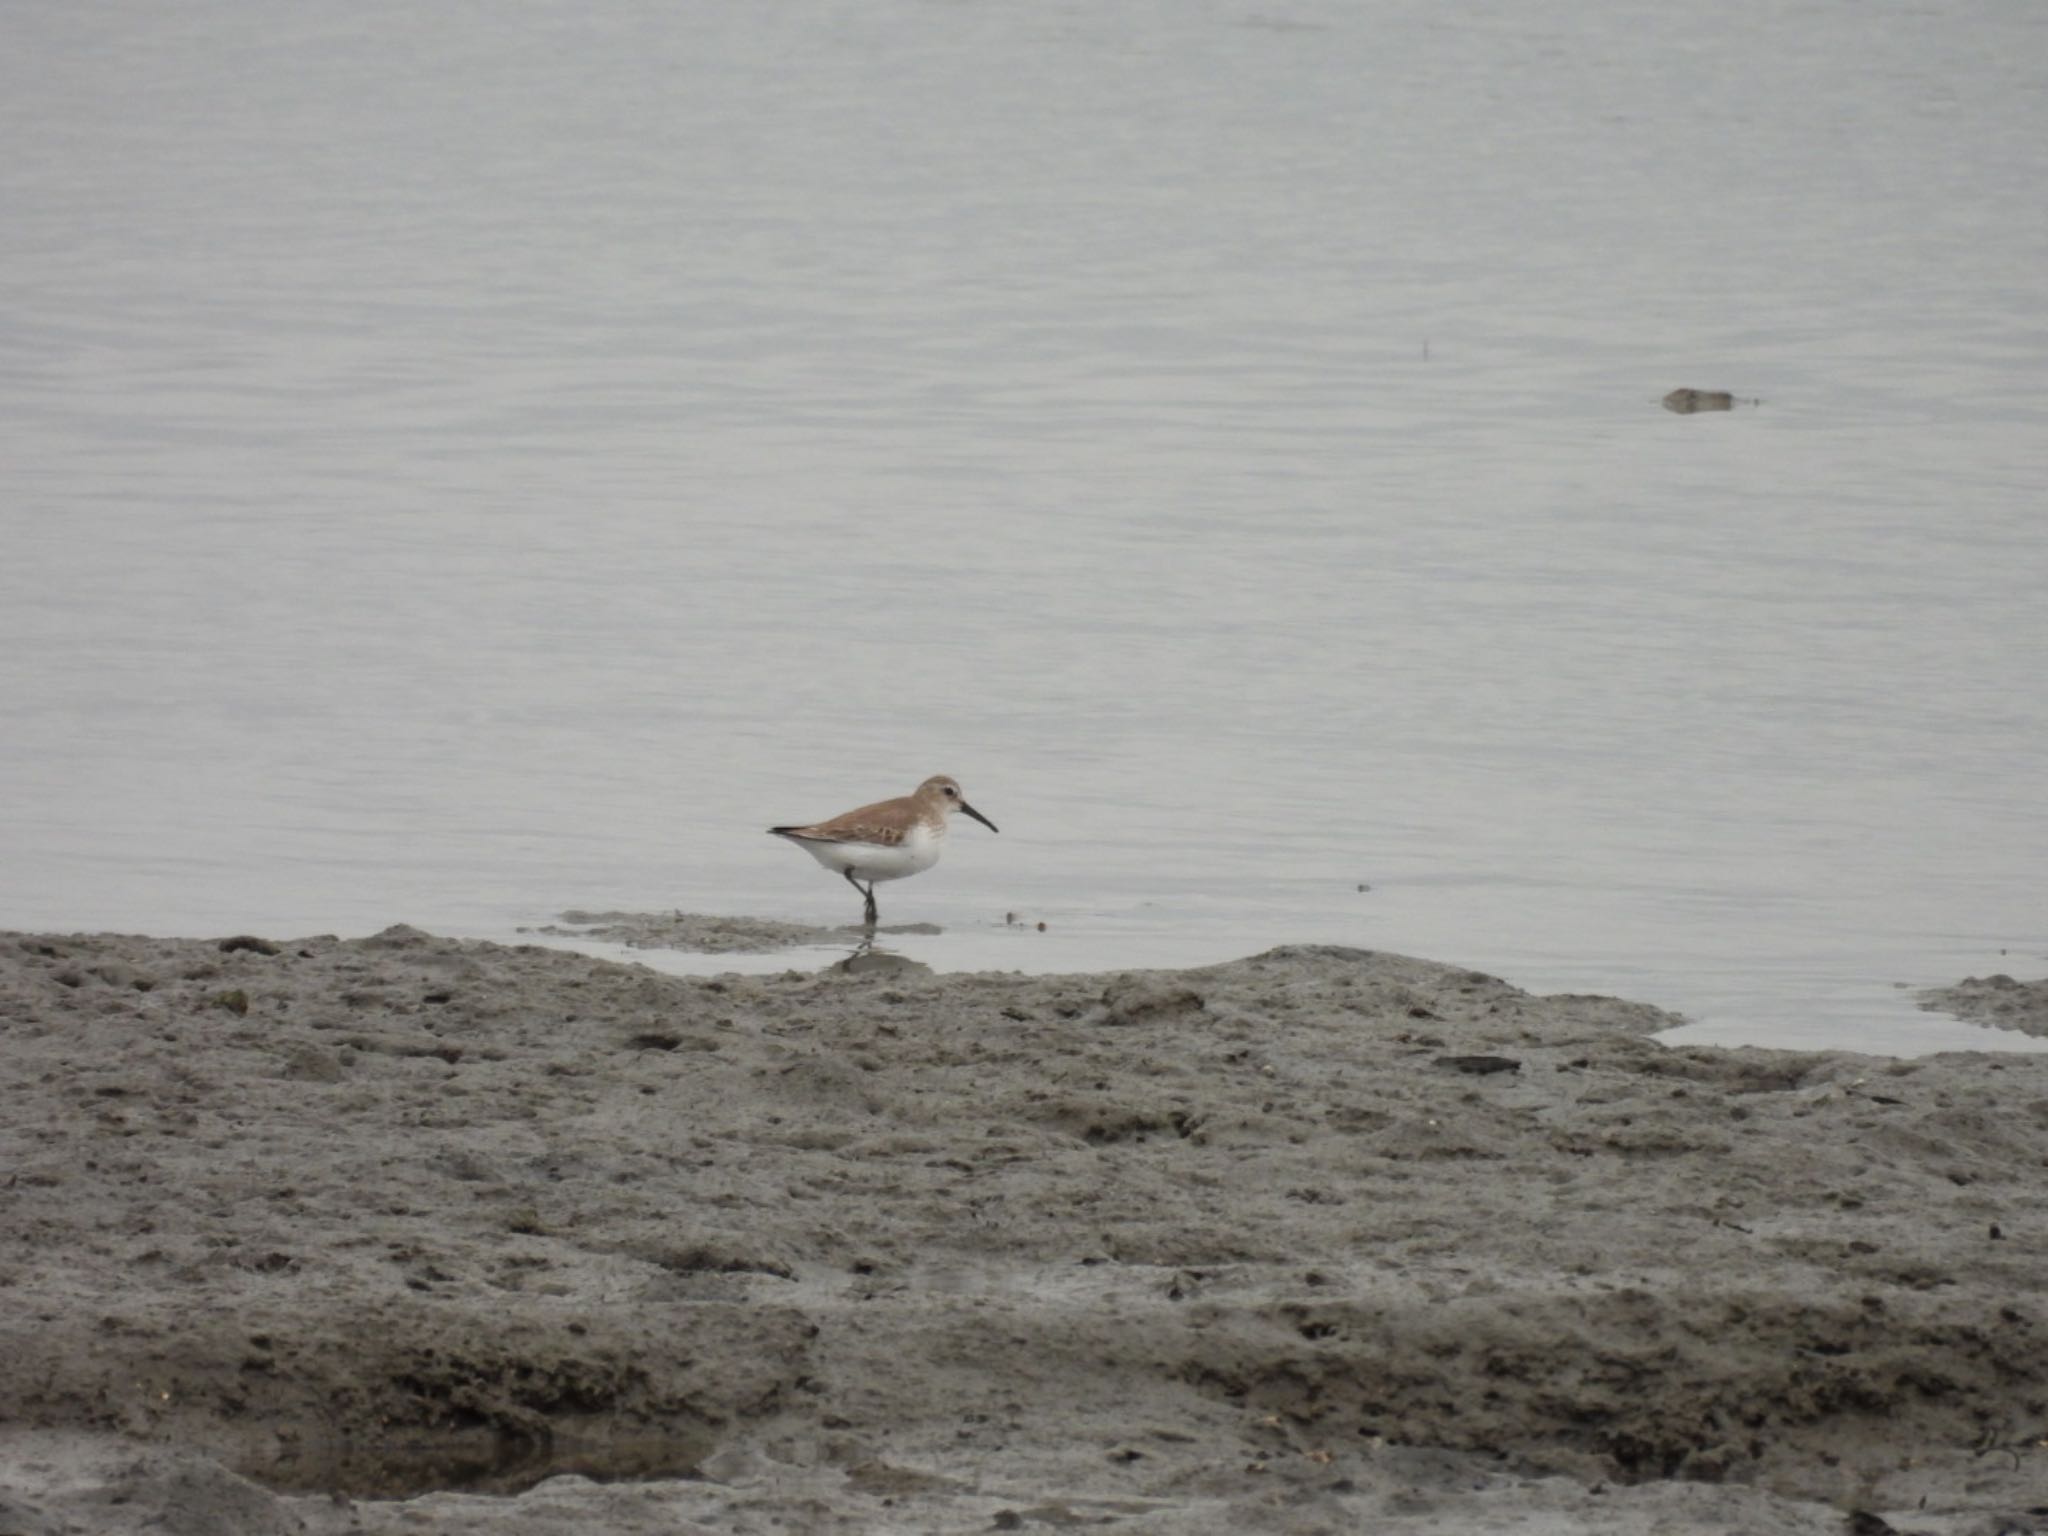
4, 0, 2045, 1053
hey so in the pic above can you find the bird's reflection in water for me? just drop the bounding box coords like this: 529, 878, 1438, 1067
830, 933, 935, 977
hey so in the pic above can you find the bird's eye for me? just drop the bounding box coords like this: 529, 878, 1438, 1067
945, 786, 958, 797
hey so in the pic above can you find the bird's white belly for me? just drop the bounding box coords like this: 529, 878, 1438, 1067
797, 823, 943, 883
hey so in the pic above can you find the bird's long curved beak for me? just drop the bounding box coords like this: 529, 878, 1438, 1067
961, 801, 998, 833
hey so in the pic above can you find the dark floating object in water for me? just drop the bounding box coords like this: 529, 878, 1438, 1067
1434, 1054, 1521, 1075
1663, 388, 1739, 414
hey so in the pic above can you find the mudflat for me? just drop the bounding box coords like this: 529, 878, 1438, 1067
2, 926, 2043, 1534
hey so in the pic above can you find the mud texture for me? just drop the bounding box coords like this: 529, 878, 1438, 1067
1922, 973, 2048, 1040
2, 925, 2045, 1534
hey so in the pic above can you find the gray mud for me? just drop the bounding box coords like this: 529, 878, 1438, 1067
2, 925, 2044, 1534
528, 909, 940, 953
1922, 973, 2048, 1040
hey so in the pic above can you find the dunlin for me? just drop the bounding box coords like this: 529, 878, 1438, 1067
769, 775, 998, 927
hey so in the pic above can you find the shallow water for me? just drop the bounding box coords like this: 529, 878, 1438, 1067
3, 0, 2045, 1054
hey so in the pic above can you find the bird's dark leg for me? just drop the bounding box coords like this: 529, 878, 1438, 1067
842, 868, 878, 928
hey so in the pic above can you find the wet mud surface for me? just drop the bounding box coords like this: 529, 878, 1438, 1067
527, 909, 906, 953
1922, 974, 2048, 1040
2, 925, 2045, 1533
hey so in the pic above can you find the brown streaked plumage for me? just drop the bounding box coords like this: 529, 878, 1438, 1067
769, 775, 998, 927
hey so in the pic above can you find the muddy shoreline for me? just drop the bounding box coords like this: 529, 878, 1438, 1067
2, 925, 2044, 1533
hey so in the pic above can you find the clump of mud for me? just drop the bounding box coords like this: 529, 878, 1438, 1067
1920, 972, 2048, 1038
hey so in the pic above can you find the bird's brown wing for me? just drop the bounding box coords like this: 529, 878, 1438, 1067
770, 796, 915, 846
